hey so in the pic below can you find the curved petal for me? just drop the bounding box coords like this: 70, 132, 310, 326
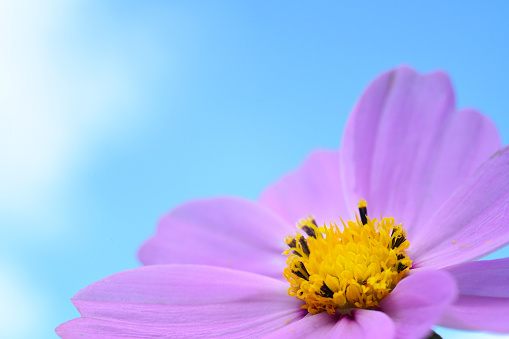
56, 265, 306, 338
439, 258, 509, 332
138, 198, 292, 278
260, 150, 350, 226
412, 146, 509, 268
381, 269, 457, 339
341, 66, 500, 236
262, 309, 395, 339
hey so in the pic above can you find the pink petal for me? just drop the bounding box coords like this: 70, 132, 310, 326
412, 146, 509, 268
262, 309, 395, 339
260, 150, 350, 226
380, 269, 457, 339
341, 66, 500, 237
439, 258, 509, 332
138, 198, 292, 278
56, 265, 305, 338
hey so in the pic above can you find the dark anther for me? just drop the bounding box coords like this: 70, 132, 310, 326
397, 262, 408, 273
392, 234, 406, 249
359, 206, 368, 225
287, 237, 301, 256
301, 225, 316, 238
310, 218, 318, 227
396, 235, 406, 248
299, 236, 310, 256
360, 280, 367, 285
300, 262, 310, 277
396, 254, 405, 260
293, 269, 308, 280
319, 283, 334, 298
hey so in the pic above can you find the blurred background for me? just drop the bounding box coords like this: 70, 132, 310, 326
1, 1, 509, 338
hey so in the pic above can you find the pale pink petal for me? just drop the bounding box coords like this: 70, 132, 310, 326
56, 265, 305, 338
341, 66, 500, 237
439, 258, 509, 332
381, 270, 457, 339
138, 198, 291, 278
412, 146, 509, 268
260, 150, 350, 226
262, 309, 394, 339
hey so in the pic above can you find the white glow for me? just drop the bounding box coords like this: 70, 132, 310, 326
0, 263, 47, 338
0, 0, 146, 232
0, 0, 69, 211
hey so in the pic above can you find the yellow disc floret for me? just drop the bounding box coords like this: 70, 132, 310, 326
283, 200, 412, 315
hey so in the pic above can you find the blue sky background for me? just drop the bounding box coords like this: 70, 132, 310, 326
1, 1, 509, 338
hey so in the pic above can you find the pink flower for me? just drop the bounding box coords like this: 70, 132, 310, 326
57, 67, 509, 339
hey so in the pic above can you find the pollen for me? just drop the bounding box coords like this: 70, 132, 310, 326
283, 199, 412, 315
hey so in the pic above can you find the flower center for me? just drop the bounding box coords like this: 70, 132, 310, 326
283, 199, 412, 315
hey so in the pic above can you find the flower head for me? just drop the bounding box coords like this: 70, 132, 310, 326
284, 202, 412, 315
57, 67, 509, 339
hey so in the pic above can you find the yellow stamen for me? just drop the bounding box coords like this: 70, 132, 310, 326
283, 200, 412, 315
358, 198, 367, 208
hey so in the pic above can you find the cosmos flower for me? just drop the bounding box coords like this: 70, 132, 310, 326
57, 67, 509, 339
